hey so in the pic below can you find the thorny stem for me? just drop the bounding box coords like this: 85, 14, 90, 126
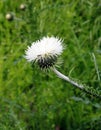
53, 67, 101, 99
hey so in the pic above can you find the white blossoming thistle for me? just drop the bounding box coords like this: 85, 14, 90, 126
25, 36, 63, 69
25, 36, 101, 98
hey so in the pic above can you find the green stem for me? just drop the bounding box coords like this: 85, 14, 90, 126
53, 68, 101, 99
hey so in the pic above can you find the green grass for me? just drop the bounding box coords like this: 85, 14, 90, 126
0, 0, 101, 129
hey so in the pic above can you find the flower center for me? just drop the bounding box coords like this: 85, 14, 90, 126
37, 55, 57, 69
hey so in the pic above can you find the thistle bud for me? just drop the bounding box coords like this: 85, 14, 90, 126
6, 13, 13, 21
20, 4, 26, 10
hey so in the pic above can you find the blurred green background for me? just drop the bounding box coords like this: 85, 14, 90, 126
0, 0, 101, 129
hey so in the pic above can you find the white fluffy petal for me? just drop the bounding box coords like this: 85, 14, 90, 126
25, 36, 63, 62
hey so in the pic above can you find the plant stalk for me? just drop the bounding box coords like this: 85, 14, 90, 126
52, 67, 101, 99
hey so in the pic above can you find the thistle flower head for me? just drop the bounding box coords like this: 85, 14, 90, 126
25, 36, 63, 69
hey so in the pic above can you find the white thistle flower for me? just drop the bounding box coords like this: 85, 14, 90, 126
25, 36, 63, 69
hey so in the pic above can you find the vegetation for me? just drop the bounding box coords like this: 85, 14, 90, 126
0, 0, 101, 129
